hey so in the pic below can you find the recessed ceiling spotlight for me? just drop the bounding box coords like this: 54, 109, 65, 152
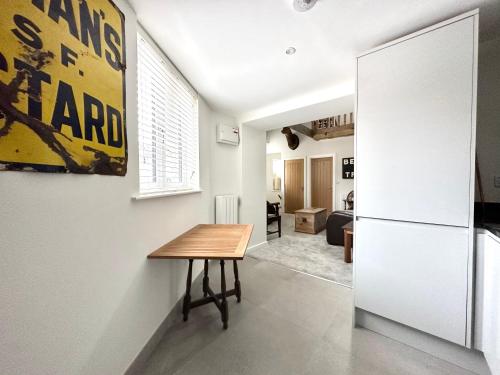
286, 47, 296, 55
293, 0, 318, 12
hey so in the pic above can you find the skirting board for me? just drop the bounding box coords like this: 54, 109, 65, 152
124, 270, 203, 375
355, 308, 490, 375
484, 354, 500, 375
247, 241, 267, 251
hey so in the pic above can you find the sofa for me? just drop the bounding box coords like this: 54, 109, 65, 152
326, 210, 353, 246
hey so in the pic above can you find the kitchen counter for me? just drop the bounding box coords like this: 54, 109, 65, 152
474, 202, 500, 238
476, 223, 500, 239
475, 224, 500, 375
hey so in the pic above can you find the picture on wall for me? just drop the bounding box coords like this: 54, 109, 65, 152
342, 157, 354, 179
0, 0, 127, 176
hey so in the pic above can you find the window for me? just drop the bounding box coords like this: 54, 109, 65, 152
137, 31, 199, 196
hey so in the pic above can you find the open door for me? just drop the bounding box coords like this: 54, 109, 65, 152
311, 157, 333, 214
284, 159, 304, 214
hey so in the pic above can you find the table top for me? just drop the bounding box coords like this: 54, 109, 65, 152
342, 220, 353, 233
295, 207, 326, 214
147, 224, 253, 260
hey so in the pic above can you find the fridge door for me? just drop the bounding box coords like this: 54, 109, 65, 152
356, 16, 475, 227
354, 218, 469, 345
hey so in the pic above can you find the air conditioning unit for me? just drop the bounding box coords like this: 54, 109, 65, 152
216, 124, 239, 146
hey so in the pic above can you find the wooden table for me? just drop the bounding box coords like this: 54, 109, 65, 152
148, 224, 253, 329
342, 221, 353, 263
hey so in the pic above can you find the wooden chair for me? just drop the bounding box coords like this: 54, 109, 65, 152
267, 201, 281, 237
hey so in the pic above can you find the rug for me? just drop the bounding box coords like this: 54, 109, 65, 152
248, 214, 352, 287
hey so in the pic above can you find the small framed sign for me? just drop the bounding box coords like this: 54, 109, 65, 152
342, 157, 354, 179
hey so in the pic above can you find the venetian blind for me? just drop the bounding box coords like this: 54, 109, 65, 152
137, 32, 199, 195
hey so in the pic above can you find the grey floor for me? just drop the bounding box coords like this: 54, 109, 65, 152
249, 214, 352, 286
142, 257, 475, 375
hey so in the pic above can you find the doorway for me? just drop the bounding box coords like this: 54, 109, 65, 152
258, 128, 354, 287
310, 156, 334, 214
284, 158, 305, 213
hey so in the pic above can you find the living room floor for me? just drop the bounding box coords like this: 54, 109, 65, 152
249, 213, 352, 286
141, 257, 475, 375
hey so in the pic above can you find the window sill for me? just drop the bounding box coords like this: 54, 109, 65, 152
132, 189, 203, 200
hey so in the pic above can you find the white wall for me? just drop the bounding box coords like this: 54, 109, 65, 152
0, 1, 239, 374
211, 114, 240, 198
266, 153, 282, 203
240, 125, 267, 247
209, 118, 266, 246
267, 129, 354, 211
477, 37, 500, 203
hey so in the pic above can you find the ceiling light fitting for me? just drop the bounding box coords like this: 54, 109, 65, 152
293, 0, 318, 12
286, 47, 296, 55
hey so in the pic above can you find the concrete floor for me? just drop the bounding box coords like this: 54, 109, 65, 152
142, 257, 476, 375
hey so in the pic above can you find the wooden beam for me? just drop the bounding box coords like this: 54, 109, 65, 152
290, 124, 315, 139
312, 124, 354, 140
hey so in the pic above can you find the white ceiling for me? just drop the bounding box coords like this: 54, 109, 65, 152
245, 94, 355, 130
129, 0, 500, 121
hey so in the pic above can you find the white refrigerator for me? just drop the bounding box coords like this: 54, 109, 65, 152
354, 11, 478, 347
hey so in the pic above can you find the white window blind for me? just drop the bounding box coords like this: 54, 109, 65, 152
137, 31, 199, 195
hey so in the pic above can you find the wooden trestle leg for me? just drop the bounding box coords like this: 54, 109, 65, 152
203, 259, 209, 297
182, 259, 193, 321
220, 260, 228, 329
182, 258, 241, 329
233, 260, 241, 303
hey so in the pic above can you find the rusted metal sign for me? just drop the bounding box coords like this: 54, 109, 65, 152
0, 0, 127, 175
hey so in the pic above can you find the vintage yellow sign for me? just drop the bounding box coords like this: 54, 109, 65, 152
0, 0, 127, 175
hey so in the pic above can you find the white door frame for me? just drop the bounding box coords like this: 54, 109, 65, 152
308, 154, 336, 211
282, 156, 307, 213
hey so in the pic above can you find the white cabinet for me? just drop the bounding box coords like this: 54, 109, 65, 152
356, 16, 475, 227
354, 11, 478, 348
475, 230, 500, 358
355, 218, 469, 345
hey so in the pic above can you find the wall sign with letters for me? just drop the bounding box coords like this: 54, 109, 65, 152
342, 157, 354, 179
0, 0, 127, 175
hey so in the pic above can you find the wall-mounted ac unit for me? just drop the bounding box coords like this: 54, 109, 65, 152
216, 124, 239, 146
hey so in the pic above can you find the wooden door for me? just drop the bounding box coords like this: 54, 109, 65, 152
284, 159, 304, 214
311, 157, 333, 214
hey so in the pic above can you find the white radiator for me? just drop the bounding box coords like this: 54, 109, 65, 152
215, 195, 238, 224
